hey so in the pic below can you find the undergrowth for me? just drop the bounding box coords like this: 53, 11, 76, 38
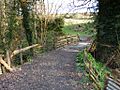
76, 51, 111, 90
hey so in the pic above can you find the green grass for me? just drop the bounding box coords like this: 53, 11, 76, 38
76, 51, 111, 89
62, 25, 91, 36
63, 25, 80, 35
62, 19, 96, 37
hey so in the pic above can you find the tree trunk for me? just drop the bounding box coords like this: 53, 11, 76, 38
96, 0, 120, 68
19, 0, 34, 56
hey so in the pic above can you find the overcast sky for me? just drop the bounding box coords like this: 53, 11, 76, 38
44, 0, 98, 14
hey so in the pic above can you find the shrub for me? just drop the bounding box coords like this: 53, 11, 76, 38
47, 17, 64, 35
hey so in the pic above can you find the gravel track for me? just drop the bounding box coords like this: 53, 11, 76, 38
0, 48, 93, 90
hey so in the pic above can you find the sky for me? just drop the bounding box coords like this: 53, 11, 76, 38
44, 0, 98, 14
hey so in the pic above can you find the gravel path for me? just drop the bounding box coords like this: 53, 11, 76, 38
0, 48, 93, 90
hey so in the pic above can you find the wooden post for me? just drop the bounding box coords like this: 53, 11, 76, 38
0, 56, 13, 72
0, 64, 2, 74
70, 35, 73, 44
19, 44, 23, 64
65, 35, 67, 45
0, 44, 41, 73
1, 65, 6, 73
77, 34, 80, 42
53, 34, 56, 49
10, 44, 40, 59
20, 52, 23, 65
6, 50, 11, 67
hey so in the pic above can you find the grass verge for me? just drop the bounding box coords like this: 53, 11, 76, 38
76, 50, 111, 90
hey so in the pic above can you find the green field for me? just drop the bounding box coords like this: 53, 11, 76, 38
62, 18, 96, 37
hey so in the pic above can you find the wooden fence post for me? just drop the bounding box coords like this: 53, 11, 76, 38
66, 35, 69, 45
0, 64, 2, 74
53, 34, 57, 49
77, 34, 80, 42
20, 52, 23, 65
70, 35, 73, 44
0, 56, 13, 72
6, 50, 11, 67
19, 44, 23, 65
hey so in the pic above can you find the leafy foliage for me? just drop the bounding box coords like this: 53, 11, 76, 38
81, 22, 96, 35
0, 0, 65, 69
96, 0, 120, 66
47, 17, 64, 35
76, 51, 111, 89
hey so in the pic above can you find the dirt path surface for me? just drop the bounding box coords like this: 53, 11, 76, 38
0, 48, 92, 90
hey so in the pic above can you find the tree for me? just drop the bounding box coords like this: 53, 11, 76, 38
96, 0, 120, 67
19, 0, 34, 55
72, 0, 120, 67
